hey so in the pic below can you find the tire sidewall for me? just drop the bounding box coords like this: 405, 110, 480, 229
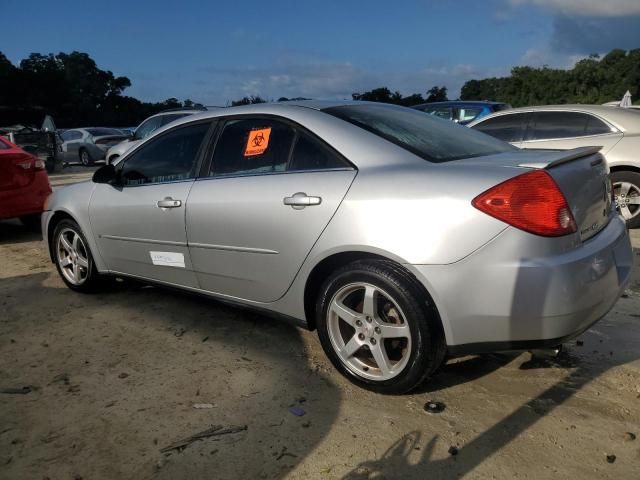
316, 261, 440, 394
52, 219, 98, 292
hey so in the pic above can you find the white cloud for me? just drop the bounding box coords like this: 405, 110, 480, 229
508, 0, 640, 17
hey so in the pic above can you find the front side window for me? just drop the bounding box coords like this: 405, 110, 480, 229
424, 107, 453, 120
209, 118, 295, 176
325, 104, 515, 163
527, 111, 612, 140
120, 122, 210, 186
472, 113, 527, 143
133, 116, 163, 141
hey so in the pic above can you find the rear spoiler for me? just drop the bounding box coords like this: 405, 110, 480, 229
518, 146, 603, 170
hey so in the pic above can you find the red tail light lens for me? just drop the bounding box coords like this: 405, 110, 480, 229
472, 170, 577, 237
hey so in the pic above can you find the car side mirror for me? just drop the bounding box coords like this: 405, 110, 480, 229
92, 164, 117, 184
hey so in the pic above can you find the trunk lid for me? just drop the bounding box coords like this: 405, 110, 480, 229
456, 147, 613, 241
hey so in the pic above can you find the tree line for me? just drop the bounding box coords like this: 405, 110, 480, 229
0, 48, 637, 128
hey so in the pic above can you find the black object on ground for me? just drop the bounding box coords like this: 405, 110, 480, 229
160, 425, 247, 453
448, 446, 459, 456
424, 400, 446, 414
0, 386, 32, 394
606, 454, 616, 464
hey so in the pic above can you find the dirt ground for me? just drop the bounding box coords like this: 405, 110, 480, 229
1, 219, 639, 480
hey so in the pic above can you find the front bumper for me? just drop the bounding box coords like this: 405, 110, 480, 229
411, 216, 633, 354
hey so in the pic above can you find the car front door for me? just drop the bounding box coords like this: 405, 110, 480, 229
521, 111, 623, 153
186, 116, 356, 303
89, 120, 213, 286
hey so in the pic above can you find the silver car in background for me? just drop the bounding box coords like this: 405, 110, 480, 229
60, 128, 129, 166
105, 109, 200, 165
42, 102, 633, 393
469, 105, 640, 227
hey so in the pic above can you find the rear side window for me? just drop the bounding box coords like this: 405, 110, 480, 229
210, 118, 295, 176
289, 133, 348, 171
133, 116, 163, 140
424, 107, 453, 120
472, 113, 527, 142
457, 107, 483, 122
161, 113, 190, 126
86, 128, 122, 137
120, 122, 210, 186
61, 130, 83, 141
325, 104, 515, 163
527, 111, 612, 140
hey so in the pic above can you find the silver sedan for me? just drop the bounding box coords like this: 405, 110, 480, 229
42, 101, 633, 393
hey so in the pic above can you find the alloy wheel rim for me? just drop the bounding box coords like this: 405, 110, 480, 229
614, 181, 640, 221
327, 282, 412, 381
56, 228, 90, 285
81, 151, 89, 165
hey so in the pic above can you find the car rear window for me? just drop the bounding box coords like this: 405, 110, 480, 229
323, 104, 515, 163
86, 128, 122, 137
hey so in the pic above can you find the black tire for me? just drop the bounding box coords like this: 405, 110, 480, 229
79, 148, 93, 166
316, 259, 446, 394
52, 219, 105, 293
611, 170, 640, 229
19, 213, 42, 232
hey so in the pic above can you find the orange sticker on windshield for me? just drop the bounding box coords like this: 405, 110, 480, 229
244, 127, 272, 156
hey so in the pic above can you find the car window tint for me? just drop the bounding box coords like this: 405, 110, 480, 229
529, 111, 608, 140
325, 104, 515, 163
472, 113, 526, 142
210, 118, 295, 176
288, 133, 348, 171
60, 131, 72, 141
133, 116, 162, 140
121, 122, 210, 186
585, 115, 613, 135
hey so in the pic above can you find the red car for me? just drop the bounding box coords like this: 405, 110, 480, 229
0, 136, 52, 229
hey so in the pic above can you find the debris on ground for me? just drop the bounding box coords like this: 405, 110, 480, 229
118, 373, 129, 379
448, 446, 459, 456
0, 387, 32, 395
159, 424, 247, 453
50, 373, 70, 385
275, 446, 297, 461
302, 421, 311, 428
606, 454, 616, 464
288, 406, 306, 417
174, 327, 186, 338
201, 336, 209, 343
193, 403, 215, 409
623, 432, 636, 441
424, 401, 446, 414
576, 340, 584, 346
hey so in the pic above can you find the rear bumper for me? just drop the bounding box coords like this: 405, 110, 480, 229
0, 172, 52, 220
411, 216, 633, 353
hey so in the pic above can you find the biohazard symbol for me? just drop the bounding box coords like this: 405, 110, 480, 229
244, 127, 272, 156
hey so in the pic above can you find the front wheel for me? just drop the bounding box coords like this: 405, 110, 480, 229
316, 259, 446, 394
612, 170, 640, 229
53, 219, 104, 292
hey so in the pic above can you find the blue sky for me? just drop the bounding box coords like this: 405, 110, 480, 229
1, 0, 639, 105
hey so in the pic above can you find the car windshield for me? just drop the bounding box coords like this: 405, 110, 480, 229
86, 128, 122, 137
324, 104, 516, 163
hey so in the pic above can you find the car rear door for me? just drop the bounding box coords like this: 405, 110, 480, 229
521, 111, 623, 153
186, 116, 356, 303
89, 120, 213, 286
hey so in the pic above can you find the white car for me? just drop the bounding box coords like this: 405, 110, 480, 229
469, 105, 640, 228
105, 109, 201, 165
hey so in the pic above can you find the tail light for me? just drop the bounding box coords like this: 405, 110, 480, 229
34, 158, 46, 170
472, 170, 577, 237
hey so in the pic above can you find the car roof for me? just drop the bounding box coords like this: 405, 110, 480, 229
468, 104, 640, 132
414, 101, 507, 108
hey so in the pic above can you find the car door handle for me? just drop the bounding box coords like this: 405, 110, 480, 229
283, 192, 322, 209
157, 197, 182, 209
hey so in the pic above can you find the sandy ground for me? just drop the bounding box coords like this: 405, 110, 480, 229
1, 218, 639, 479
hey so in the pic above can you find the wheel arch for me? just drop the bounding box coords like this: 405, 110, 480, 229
46, 211, 77, 262
303, 251, 445, 342
609, 164, 640, 175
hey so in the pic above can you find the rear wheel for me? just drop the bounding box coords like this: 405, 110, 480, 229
79, 148, 92, 166
53, 219, 104, 292
612, 170, 640, 228
316, 259, 445, 394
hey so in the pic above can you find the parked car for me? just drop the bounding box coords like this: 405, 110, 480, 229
105, 109, 203, 165
60, 128, 129, 166
0, 115, 63, 173
412, 101, 511, 125
42, 101, 632, 393
0, 135, 52, 229
468, 105, 640, 228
